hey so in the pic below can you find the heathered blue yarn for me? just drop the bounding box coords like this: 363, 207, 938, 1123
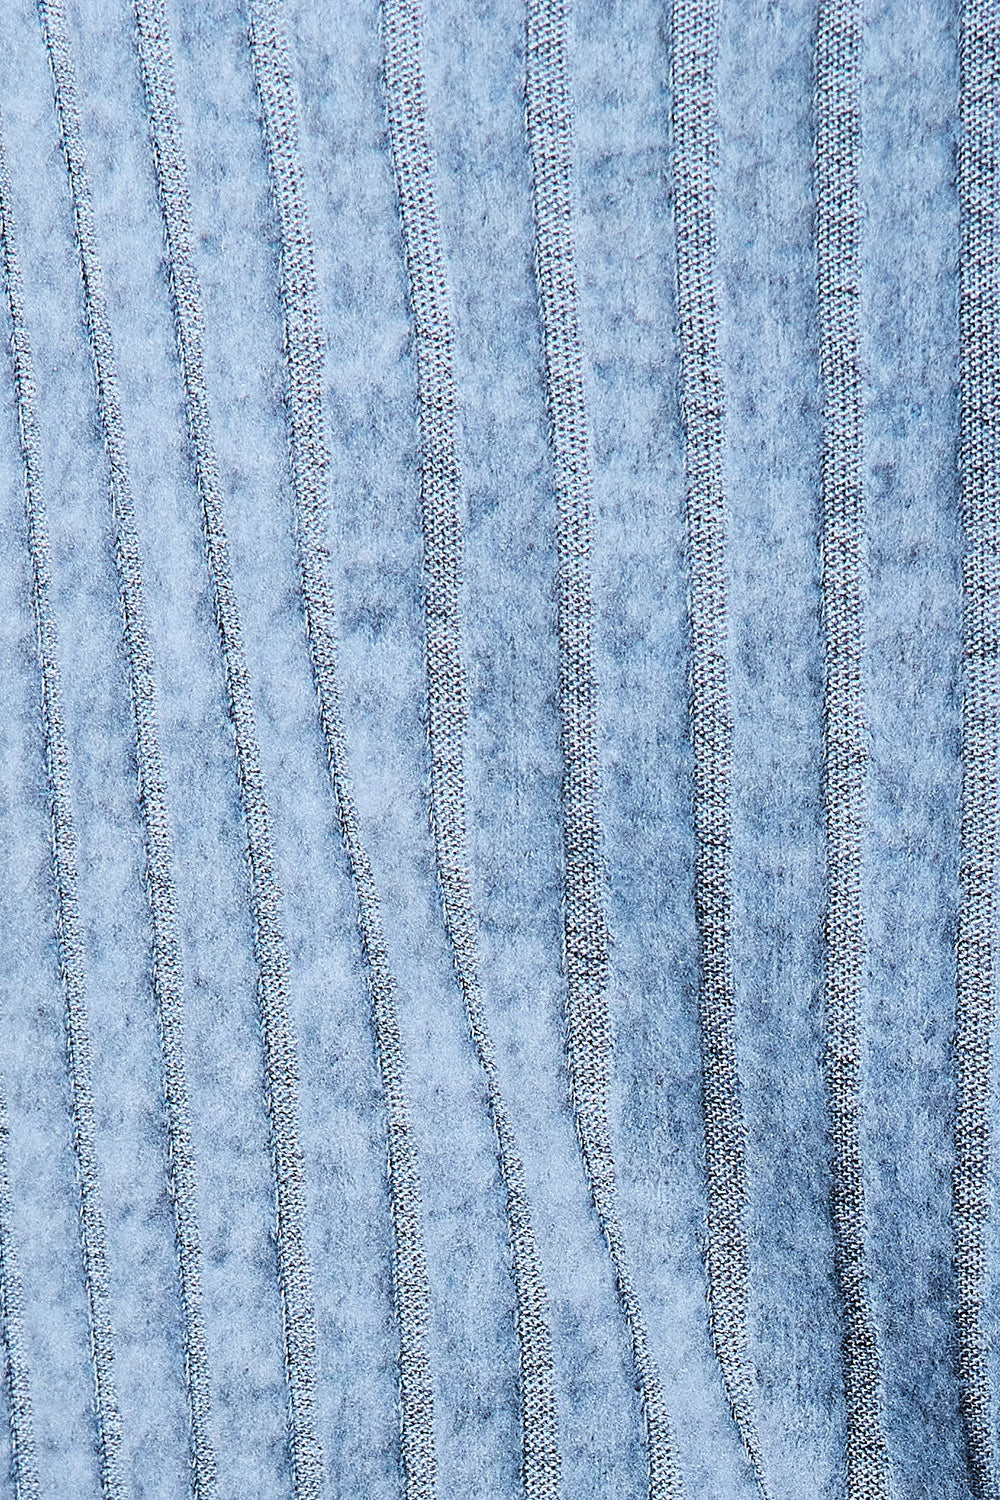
0, 1, 983, 1497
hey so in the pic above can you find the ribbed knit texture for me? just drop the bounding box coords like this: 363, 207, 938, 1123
955, 2, 1000, 1496
0, 3, 985, 1498
815, 2, 892, 1496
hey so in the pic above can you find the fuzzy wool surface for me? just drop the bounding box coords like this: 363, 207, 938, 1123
0, 0, 970, 1497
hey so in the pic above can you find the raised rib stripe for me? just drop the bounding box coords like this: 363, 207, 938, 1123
955, 2, 1000, 1494
7, 28, 130, 1492
669, 2, 767, 1491
815, 4, 891, 1496
0, 116, 71, 1500
0, 1083, 37, 1500
525, 4, 681, 1498
0, 120, 56, 1500
381, 2, 561, 1494
245, 4, 437, 1495
36, 5, 218, 1493
129, 3, 322, 1494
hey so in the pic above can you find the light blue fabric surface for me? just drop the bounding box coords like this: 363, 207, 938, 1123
0, 0, 981, 1496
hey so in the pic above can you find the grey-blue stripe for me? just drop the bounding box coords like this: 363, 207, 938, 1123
670, 1, 767, 1492
0, 1088, 36, 1500
524, 2, 681, 1497
130, 2, 322, 1494
0, 115, 69, 1500
955, 2, 1000, 1495
246, 3, 437, 1495
20, 14, 139, 1493
815, 3, 891, 1496
381, 0, 562, 1494
37, 0, 220, 1493
0, 120, 49, 1500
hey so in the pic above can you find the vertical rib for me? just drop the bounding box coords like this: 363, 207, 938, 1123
34, 3, 219, 1494
669, 1, 767, 1491
245, 4, 437, 1495
127, 2, 323, 1493
0, 121, 49, 1500
0, 1079, 37, 1500
1, 46, 126, 1492
815, 4, 891, 1496
381, 1, 561, 1493
524, 3, 681, 1497
955, 3, 1000, 1495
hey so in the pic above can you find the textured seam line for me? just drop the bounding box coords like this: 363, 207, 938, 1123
36, 5, 216, 1495
130, 3, 322, 1494
524, 3, 682, 1498
669, 2, 768, 1492
0, 120, 47, 1500
0, 1083, 37, 1500
815, 3, 892, 1497
11, 20, 133, 1494
380, 1, 562, 1494
955, 2, 1000, 1495
245, 4, 438, 1495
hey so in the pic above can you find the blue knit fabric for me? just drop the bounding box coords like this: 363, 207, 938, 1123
0, 1, 980, 1497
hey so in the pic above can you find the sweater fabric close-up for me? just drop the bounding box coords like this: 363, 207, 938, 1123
0, 2, 991, 1499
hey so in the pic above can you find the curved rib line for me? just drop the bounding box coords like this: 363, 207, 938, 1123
0, 115, 82, 1500
955, 2, 1000, 1495
815, 3, 891, 1495
13, 21, 138, 1492
381, 0, 561, 1493
525, 2, 682, 1496
129, 2, 323, 1493
669, 1, 768, 1491
246, 3, 437, 1494
36, 5, 219, 1492
0, 119, 58, 1500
